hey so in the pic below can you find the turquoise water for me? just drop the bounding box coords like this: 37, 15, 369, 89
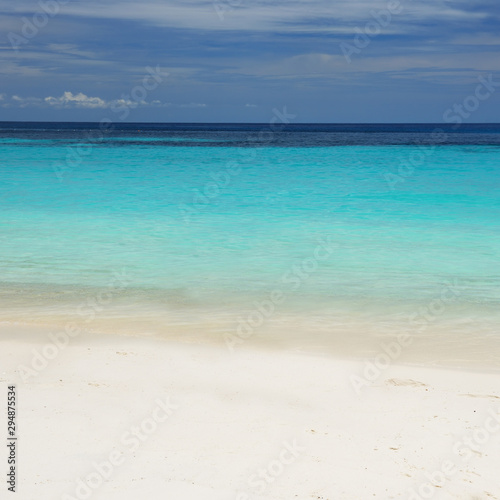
1, 124, 499, 347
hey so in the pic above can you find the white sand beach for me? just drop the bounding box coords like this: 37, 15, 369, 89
1, 324, 499, 500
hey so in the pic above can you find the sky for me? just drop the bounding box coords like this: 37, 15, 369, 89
0, 0, 499, 122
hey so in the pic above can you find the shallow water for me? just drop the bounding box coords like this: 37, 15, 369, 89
1, 123, 499, 360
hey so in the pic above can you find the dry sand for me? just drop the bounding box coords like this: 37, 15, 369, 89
1, 324, 499, 500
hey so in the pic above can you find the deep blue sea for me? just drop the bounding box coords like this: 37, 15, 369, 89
1, 122, 499, 356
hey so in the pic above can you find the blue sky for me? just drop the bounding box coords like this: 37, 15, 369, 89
1, 0, 499, 122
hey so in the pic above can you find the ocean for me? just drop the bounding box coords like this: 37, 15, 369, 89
1, 122, 499, 362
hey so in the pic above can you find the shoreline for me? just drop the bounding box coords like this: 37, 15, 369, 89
1, 324, 500, 499
2, 312, 500, 372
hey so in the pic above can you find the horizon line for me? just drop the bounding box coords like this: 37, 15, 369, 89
1, 121, 500, 125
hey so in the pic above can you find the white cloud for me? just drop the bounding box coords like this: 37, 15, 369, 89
229, 49, 500, 84
6, 95, 43, 108
45, 91, 108, 109
179, 102, 206, 108
0, 0, 487, 34
3, 91, 175, 109
150, 100, 171, 107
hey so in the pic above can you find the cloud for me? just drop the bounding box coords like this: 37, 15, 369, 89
45, 91, 108, 108
1, 92, 204, 110
179, 102, 207, 108
6, 95, 43, 108
1, 92, 115, 109
1, 0, 491, 34
150, 100, 171, 107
